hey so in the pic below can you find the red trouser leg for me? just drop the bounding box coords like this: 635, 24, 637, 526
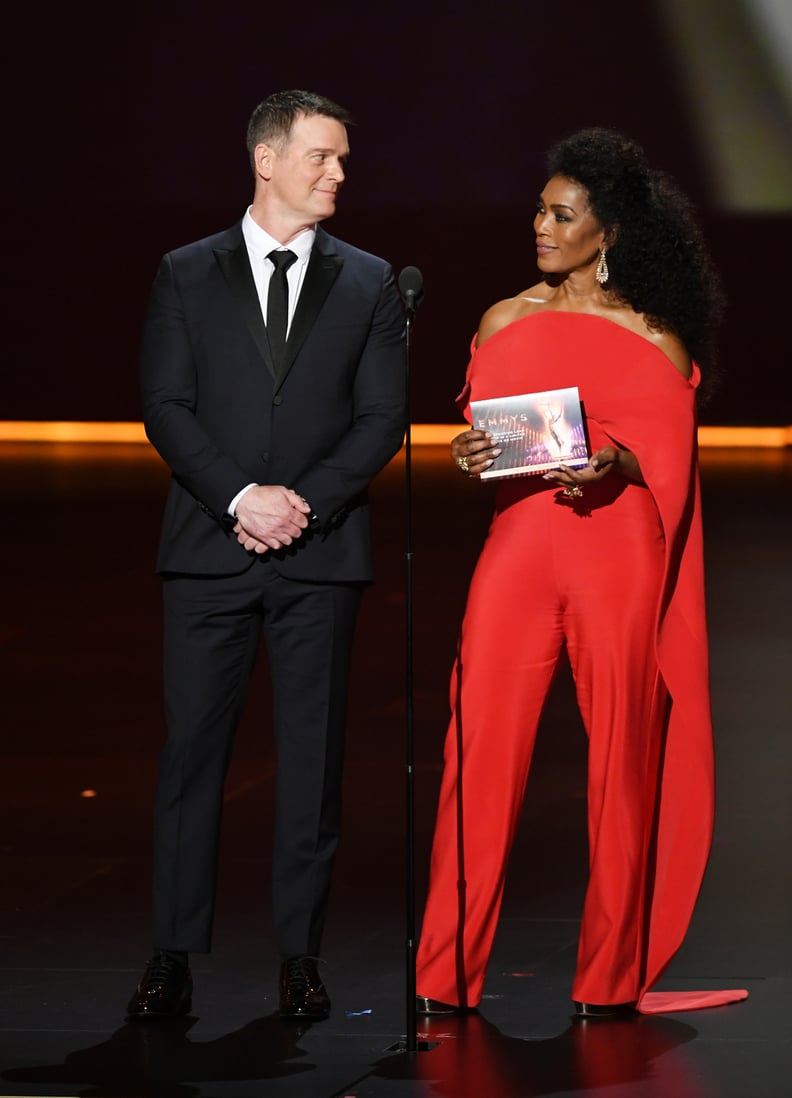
416, 482, 667, 1008
564, 486, 667, 1005
415, 498, 564, 1007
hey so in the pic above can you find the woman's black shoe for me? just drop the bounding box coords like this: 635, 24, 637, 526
415, 995, 463, 1015
573, 1000, 637, 1019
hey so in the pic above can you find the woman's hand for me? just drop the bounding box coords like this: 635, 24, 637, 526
541, 445, 644, 492
451, 429, 502, 478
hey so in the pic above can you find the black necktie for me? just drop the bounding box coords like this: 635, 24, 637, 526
266, 249, 297, 371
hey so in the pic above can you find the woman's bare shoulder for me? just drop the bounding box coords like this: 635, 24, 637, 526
619, 311, 693, 378
646, 326, 693, 379
476, 286, 549, 346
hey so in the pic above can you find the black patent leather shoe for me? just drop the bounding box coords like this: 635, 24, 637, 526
279, 956, 331, 1020
573, 1000, 637, 1019
126, 953, 193, 1020
415, 995, 463, 1015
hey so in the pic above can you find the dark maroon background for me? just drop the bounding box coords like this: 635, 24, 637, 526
5, 0, 789, 425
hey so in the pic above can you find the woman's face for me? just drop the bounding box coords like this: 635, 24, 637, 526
534, 175, 607, 278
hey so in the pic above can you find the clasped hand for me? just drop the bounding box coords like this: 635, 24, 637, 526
233, 485, 311, 554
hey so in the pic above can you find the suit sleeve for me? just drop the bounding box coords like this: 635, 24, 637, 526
139, 254, 253, 521
290, 263, 406, 526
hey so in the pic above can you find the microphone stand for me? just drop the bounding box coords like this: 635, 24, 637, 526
403, 290, 418, 1054
395, 269, 434, 1056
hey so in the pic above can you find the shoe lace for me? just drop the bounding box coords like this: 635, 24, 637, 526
145, 953, 182, 987
284, 956, 317, 993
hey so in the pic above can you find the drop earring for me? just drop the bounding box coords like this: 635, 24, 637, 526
595, 248, 609, 285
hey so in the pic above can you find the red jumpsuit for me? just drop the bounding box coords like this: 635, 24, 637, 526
415, 312, 747, 1012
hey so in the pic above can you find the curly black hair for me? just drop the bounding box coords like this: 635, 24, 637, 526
546, 128, 725, 396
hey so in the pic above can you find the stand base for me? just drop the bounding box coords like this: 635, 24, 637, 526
386, 1039, 441, 1054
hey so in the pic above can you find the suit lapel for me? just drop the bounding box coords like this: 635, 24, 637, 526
214, 239, 276, 376
276, 237, 343, 391
214, 227, 344, 388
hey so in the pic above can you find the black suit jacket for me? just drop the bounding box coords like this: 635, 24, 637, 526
140, 223, 406, 580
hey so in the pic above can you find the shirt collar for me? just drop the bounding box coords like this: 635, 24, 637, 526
242, 208, 315, 264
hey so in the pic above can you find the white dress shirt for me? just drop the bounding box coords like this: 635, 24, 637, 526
241, 209, 315, 334
228, 212, 316, 518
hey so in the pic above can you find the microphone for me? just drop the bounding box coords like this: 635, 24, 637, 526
398, 266, 424, 318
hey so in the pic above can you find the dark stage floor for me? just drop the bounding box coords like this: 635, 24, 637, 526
1, 442, 790, 1098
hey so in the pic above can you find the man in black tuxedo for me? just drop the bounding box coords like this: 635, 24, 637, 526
126, 90, 406, 1021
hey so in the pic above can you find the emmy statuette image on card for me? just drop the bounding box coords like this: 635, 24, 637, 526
470, 386, 589, 480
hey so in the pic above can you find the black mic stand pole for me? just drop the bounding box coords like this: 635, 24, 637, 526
403, 288, 418, 1055
395, 267, 434, 1056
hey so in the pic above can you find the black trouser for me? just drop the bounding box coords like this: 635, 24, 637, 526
151, 563, 362, 957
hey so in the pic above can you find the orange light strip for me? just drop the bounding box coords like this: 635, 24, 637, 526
697, 425, 792, 448
0, 421, 790, 448
408, 423, 792, 448
0, 421, 150, 443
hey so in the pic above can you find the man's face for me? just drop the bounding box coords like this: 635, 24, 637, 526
262, 113, 349, 228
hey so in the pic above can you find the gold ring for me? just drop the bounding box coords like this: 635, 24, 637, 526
457, 456, 470, 474
562, 485, 583, 498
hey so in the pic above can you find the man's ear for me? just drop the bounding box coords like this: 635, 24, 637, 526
255, 143, 274, 180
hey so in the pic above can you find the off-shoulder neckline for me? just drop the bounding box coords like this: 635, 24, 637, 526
476, 309, 696, 383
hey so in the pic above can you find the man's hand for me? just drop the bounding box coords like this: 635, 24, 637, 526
234, 485, 311, 554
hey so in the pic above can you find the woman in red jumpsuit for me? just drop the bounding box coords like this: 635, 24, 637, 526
415, 129, 747, 1018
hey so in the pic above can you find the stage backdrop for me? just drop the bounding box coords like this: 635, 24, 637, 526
5, 0, 791, 426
